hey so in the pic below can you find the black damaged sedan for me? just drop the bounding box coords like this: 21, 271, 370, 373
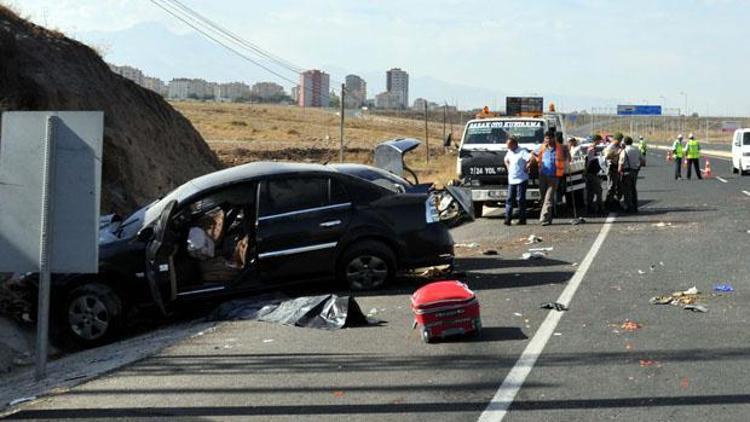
35, 162, 456, 346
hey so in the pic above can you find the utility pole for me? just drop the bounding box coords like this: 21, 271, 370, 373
339, 83, 345, 162
442, 103, 447, 142
424, 101, 429, 164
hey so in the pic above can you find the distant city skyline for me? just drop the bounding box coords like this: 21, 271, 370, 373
9, 0, 750, 115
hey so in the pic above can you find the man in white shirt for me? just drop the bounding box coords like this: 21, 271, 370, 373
618, 136, 644, 213
503, 135, 531, 226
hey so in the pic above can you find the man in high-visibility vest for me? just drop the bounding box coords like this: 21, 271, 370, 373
672, 134, 685, 180
530, 131, 571, 226
683, 133, 702, 180
638, 136, 648, 166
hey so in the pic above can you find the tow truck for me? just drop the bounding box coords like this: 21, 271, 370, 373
454, 98, 586, 218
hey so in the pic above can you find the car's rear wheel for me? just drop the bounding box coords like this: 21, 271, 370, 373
63, 283, 123, 346
338, 240, 395, 291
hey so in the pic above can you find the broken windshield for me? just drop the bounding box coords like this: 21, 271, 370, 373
463, 120, 545, 145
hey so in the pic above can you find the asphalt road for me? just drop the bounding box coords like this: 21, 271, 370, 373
6, 151, 750, 421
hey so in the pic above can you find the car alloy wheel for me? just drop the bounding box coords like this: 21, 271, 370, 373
68, 294, 110, 341
346, 255, 389, 290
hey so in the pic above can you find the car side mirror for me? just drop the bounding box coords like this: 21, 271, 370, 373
137, 226, 154, 242
443, 133, 453, 148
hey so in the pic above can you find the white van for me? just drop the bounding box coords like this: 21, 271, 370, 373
731, 128, 750, 175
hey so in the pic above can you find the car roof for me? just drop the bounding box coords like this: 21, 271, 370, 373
190, 161, 335, 191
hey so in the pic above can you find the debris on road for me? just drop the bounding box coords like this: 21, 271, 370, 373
8, 396, 36, 407
621, 320, 642, 331
652, 222, 673, 228
553, 332, 562, 336
419, 265, 452, 278
525, 235, 543, 245
528, 247, 553, 252
209, 294, 378, 330
571, 262, 579, 267
456, 242, 480, 249
513, 312, 523, 317
650, 265, 656, 272
411, 281, 481, 343
482, 249, 499, 256
262, 339, 274, 343
639, 359, 658, 367
540, 302, 568, 312
570, 217, 586, 225
713, 283, 734, 292
650, 287, 708, 312
680, 377, 690, 390
637, 269, 645, 275
521, 251, 546, 260
684, 304, 709, 313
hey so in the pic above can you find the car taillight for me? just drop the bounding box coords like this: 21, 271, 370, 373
425, 193, 440, 223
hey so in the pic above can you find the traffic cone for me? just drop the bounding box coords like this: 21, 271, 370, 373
703, 159, 712, 178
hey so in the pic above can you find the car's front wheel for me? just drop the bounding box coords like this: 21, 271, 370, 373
62, 283, 123, 347
338, 240, 396, 291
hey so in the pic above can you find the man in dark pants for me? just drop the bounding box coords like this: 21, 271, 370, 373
585, 134, 604, 215
619, 136, 644, 213
672, 134, 685, 180
503, 135, 531, 226
684, 133, 702, 180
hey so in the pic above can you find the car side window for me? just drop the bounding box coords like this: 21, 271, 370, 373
329, 178, 350, 204
259, 177, 328, 217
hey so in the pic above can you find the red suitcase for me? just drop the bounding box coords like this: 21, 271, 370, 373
411, 280, 481, 343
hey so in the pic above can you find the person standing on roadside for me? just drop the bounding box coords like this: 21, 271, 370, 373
585, 134, 604, 215
672, 134, 685, 180
531, 131, 571, 226
619, 136, 644, 213
603, 133, 623, 210
503, 135, 530, 226
684, 133, 702, 180
639, 136, 648, 166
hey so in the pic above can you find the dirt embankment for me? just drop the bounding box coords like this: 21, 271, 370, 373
0, 6, 220, 215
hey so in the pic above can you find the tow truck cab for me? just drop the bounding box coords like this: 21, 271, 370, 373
456, 110, 586, 217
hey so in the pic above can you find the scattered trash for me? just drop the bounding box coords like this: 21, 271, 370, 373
456, 242, 480, 248
419, 265, 452, 278
570, 217, 586, 225
528, 247, 553, 252
262, 339, 275, 343
683, 304, 709, 313
659, 261, 665, 266
521, 251, 546, 260
333, 391, 346, 398
680, 377, 690, 390
649, 265, 656, 272
637, 270, 645, 275
639, 359, 658, 367
483, 249, 499, 256
8, 396, 36, 406
513, 312, 523, 317
713, 283, 734, 292
650, 286, 707, 311
652, 222, 673, 228
624, 341, 634, 351
367, 308, 378, 315
553, 332, 562, 336
525, 235, 543, 245
621, 320, 642, 331
540, 302, 568, 312
571, 262, 579, 267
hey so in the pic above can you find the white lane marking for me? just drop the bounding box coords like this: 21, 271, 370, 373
477, 214, 616, 422
716, 176, 728, 183
742, 191, 750, 197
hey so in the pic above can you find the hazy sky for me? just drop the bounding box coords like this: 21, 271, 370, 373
5, 0, 750, 115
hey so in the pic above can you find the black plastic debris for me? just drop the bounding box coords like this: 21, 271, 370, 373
209, 294, 379, 330
540, 302, 568, 311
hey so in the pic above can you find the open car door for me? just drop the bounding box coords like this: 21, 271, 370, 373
144, 200, 178, 315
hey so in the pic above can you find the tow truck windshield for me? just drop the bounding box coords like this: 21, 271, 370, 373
463, 120, 544, 145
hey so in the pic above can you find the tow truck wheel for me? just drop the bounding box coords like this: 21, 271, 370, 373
473, 202, 484, 218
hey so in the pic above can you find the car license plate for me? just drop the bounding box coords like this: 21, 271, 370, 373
488, 190, 506, 199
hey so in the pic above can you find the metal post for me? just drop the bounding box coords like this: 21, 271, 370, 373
442, 103, 447, 142
424, 101, 429, 163
35, 116, 56, 380
339, 83, 345, 163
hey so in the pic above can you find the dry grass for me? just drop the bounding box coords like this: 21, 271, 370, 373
172, 101, 462, 185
